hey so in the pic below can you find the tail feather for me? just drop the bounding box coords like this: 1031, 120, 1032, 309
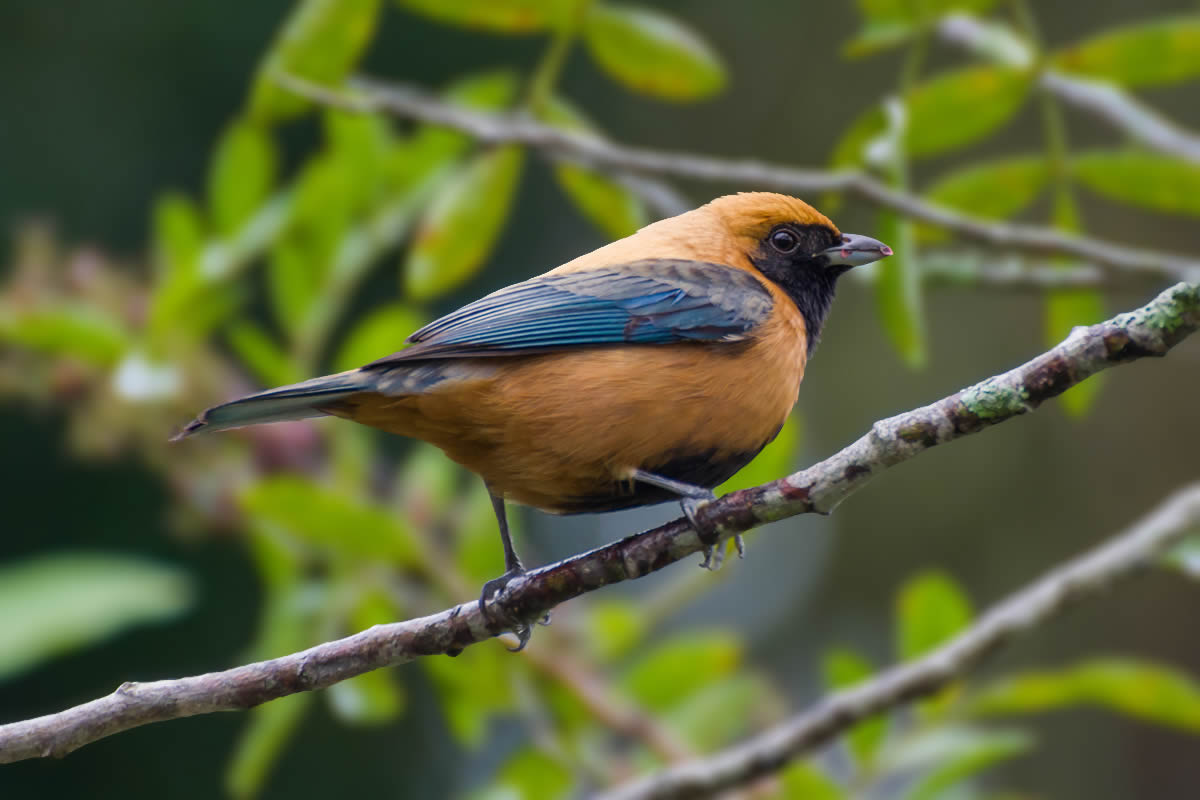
172, 370, 369, 440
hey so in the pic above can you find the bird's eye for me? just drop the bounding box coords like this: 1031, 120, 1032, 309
770, 228, 799, 254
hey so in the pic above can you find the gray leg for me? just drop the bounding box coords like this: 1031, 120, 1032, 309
478, 485, 534, 651
630, 469, 743, 570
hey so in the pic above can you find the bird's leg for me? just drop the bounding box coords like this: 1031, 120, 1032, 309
478, 486, 535, 651
630, 469, 741, 571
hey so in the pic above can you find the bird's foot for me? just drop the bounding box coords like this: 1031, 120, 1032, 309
479, 567, 535, 652
680, 490, 736, 571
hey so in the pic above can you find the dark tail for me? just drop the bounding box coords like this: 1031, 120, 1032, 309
171, 370, 369, 440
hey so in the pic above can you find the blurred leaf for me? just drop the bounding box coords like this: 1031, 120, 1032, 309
268, 156, 355, 332
1053, 17, 1200, 88
887, 725, 1033, 800
540, 96, 648, 238
918, 157, 1048, 242
226, 693, 315, 800
153, 192, 204, 279
667, 674, 768, 751
622, 632, 741, 711
242, 477, 422, 567
406, 71, 521, 168
395, 0, 570, 32
423, 641, 515, 746
875, 211, 926, 368
718, 413, 801, 494
896, 570, 972, 661
0, 306, 130, 368
249, 0, 381, 122
584, 4, 726, 101
776, 762, 846, 800
1072, 149, 1200, 217
845, 20, 919, 58
327, 589, 406, 725
404, 146, 525, 300
822, 648, 887, 763
1164, 534, 1200, 579
334, 303, 426, 372
585, 600, 648, 663
496, 748, 573, 800
208, 118, 278, 237
1045, 289, 1106, 415
226, 321, 302, 388
830, 105, 889, 169
0, 554, 192, 681
905, 66, 1032, 158
855, 0, 999, 26
322, 109, 395, 215
402, 443, 466, 522
968, 658, 1200, 733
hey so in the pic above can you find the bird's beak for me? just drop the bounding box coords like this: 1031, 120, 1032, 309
821, 233, 893, 268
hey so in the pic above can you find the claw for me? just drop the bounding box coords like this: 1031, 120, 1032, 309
479, 567, 539, 650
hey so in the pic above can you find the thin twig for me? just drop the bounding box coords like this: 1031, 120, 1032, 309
598, 484, 1200, 800
0, 281, 1196, 763
272, 73, 1200, 284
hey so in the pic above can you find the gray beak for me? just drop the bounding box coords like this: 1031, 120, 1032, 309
821, 233, 893, 268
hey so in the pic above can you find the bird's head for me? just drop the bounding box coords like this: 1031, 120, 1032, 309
706, 192, 892, 354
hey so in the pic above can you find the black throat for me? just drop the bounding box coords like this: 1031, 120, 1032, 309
751, 225, 846, 357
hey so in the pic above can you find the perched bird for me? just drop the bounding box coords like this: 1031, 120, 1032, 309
176, 192, 890, 647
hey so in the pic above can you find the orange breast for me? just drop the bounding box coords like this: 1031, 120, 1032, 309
329, 283, 809, 514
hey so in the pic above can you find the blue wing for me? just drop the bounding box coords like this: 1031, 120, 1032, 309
367, 259, 774, 364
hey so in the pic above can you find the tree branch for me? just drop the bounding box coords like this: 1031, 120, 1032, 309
1, 281, 1197, 763
599, 483, 1200, 800
273, 73, 1200, 284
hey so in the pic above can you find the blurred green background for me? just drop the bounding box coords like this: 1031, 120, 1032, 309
2, 1, 1200, 798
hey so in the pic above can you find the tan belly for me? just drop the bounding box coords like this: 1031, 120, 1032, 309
330, 332, 805, 513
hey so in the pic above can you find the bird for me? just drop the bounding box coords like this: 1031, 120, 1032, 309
175, 192, 891, 648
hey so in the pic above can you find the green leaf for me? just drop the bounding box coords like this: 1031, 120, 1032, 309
886, 725, 1033, 800
855, 0, 999, 27
896, 570, 972, 661
242, 476, 422, 567
776, 762, 846, 800
334, 304, 426, 372
830, 105, 889, 170
0, 554, 192, 681
538, 95, 648, 239
584, 4, 726, 101
0, 306, 130, 368
225, 693, 315, 800
153, 192, 204, 278
968, 658, 1200, 733
585, 600, 648, 663
718, 413, 801, 494
1053, 17, 1200, 88
423, 642, 515, 746
1072, 149, 1200, 217
268, 156, 355, 332
405, 71, 521, 169
327, 589, 406, 725
622, 632, 741, 711
875, 211, 926, 368
667, 674, 768, 751
225, 321, 301, 388
905, 66, 1032, 158
919, 157, 1048, 242
249, 0, 382, 122
403, 146, 525, 301
208, 119, 278, 237
497, 748, 573, 799
453, 480, 522, 585
1046, 289, 1106, 416
394, 0, 571, 32
822, 648, 887, 763
1164, 534, 1200, 579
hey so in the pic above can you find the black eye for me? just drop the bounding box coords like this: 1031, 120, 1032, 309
770, 228, 799, 254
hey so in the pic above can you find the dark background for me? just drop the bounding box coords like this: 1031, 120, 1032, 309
2, 1, 1199, 797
